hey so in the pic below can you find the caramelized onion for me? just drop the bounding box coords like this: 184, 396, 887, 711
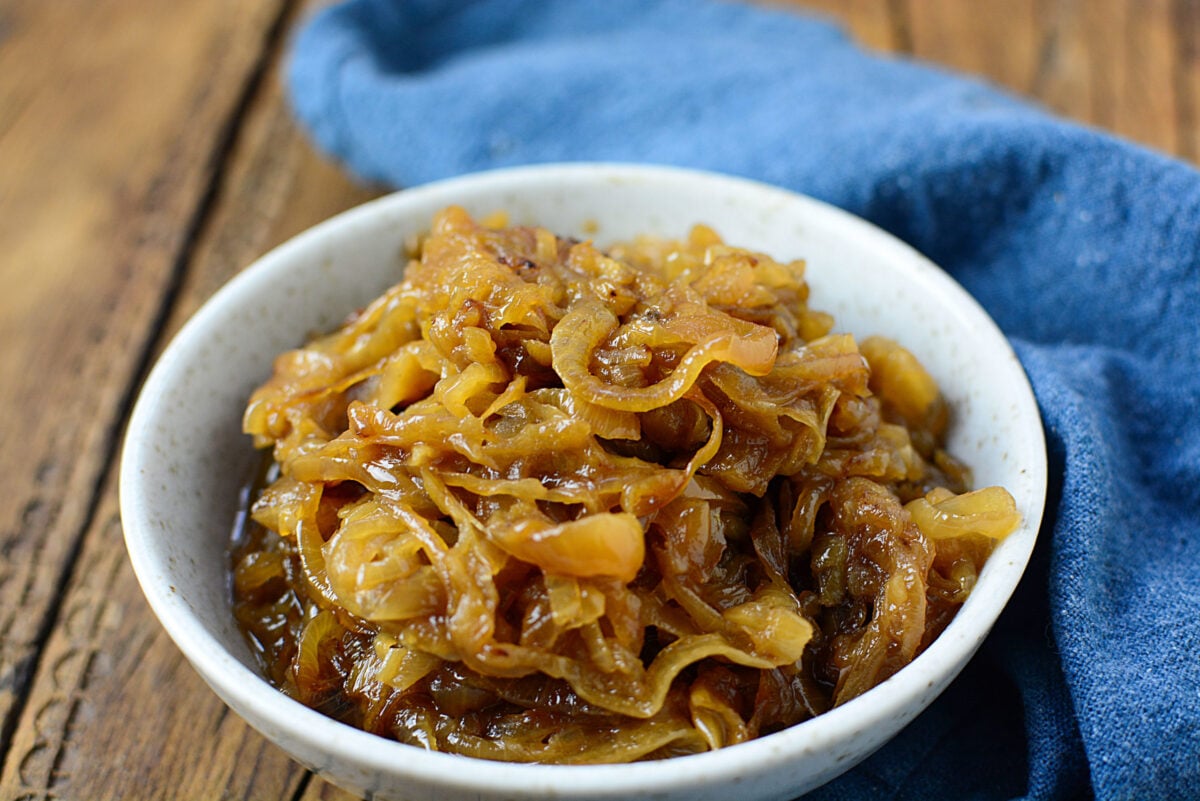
230, 207, 1018, 763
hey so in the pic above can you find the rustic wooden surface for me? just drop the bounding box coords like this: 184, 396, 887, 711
0, 1, 1195, 798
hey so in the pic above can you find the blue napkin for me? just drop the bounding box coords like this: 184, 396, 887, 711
287, 1, 1200, 798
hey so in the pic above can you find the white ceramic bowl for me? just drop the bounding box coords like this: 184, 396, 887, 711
120, 164, 1046, 801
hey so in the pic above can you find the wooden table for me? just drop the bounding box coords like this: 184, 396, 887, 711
1, 2, 1195, 798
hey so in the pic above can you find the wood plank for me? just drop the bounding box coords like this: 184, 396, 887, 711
794, 0, 1192, 159
1047, 0, 1180, 155
1106, 0, 1181, 155
894, 0, 1182, 157
0, 0, 291, 777
299, 775, 362, 801
0, 0, 303, 794
1172, 0, 1200, 161
0, 0, 381, 796
779, 0, 906, 52
902, 0, 1044, 97
1, 482, 310, 801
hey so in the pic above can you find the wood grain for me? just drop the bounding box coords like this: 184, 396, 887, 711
887, 0, 1192, 159
788, 0, 1199, 160
1172, 0, 1200, 160
0, 0, 379, 796
0, 0, 1196, 799
901, 0, 1044, 93
1, 483, 310, 801
1038, 0, 1181, 156
778, 0, 904, 52
0, 0, 289, 785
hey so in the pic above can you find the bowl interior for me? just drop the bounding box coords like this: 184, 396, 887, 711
120, 164, 1046, 801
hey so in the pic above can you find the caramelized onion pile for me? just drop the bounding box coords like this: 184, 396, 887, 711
232, 207, 1019, 764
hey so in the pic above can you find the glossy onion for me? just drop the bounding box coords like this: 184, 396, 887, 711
230, 207, 1019, 763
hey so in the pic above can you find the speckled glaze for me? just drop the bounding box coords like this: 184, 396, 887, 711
119, 164, 1047, 801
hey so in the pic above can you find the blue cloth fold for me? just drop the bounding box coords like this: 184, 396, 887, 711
286, 1, 1200, 798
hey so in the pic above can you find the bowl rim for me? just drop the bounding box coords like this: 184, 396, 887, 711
120, 162, 1048, 798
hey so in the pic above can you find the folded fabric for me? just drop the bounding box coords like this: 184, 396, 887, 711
286, 1, 1200, 798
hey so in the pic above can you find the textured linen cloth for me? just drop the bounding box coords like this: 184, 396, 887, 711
286, 1, 1200, 798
